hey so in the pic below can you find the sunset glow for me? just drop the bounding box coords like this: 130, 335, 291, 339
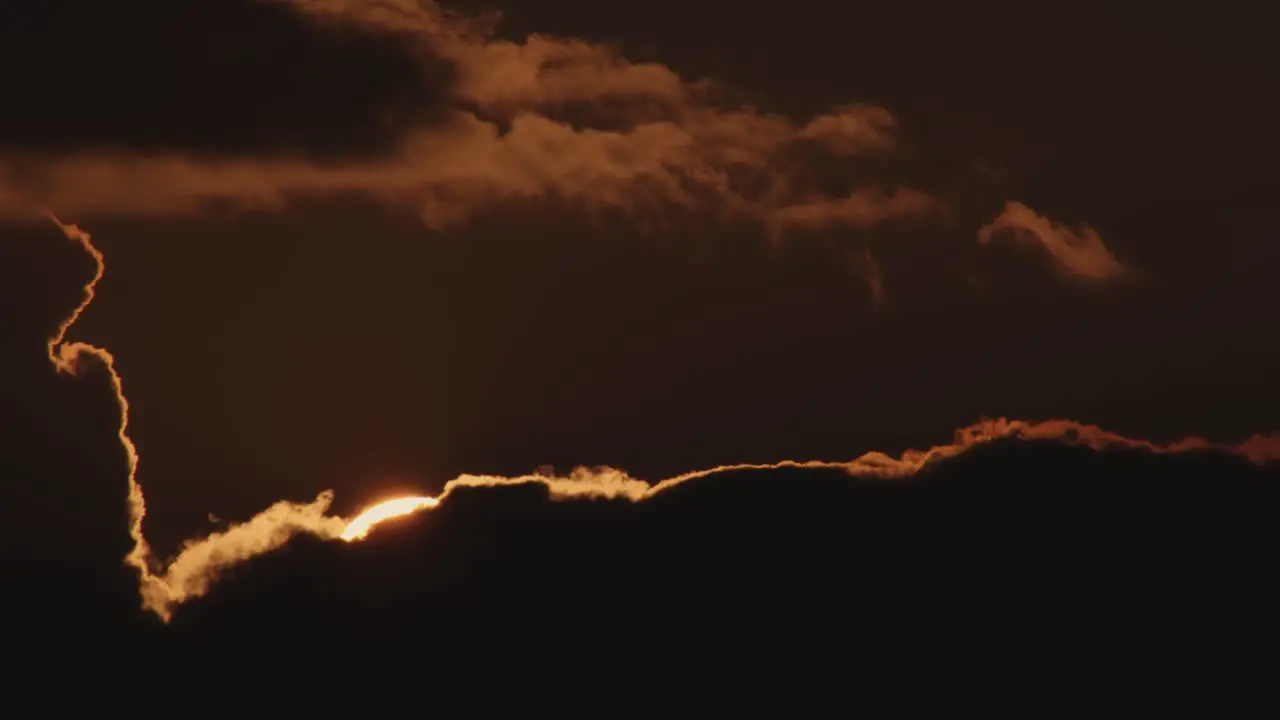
341, 496, 439, 541
11, 1, 1277, 641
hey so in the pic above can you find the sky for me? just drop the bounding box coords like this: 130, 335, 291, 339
1, 0, 1278, 673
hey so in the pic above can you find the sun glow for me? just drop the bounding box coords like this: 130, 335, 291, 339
341, 496, 439, 541
36, 210, 1280, 622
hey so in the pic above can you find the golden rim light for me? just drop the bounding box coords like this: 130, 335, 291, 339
341, 495, 439, 541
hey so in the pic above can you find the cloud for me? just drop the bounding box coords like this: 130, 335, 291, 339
40, 215, 347, 621
0, 0, 940, 242
144, 491, 347, 617
136, 410, 1279, 619
978, 201, 1126, 283
3, 2, 1133, 302
166, 419, 1279, 678
337, 413, 1280, 538
17, 3, 1222, 623
34, 213, 1273, 620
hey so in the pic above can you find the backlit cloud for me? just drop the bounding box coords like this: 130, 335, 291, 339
30, 212, 1276, 621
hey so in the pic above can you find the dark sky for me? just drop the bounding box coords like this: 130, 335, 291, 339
2, 0, 1278, 625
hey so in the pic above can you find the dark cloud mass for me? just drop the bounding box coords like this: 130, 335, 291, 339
9, 216, 1277, 667
2, 0, 1279, 698
0, 0, 453, 159
169, 443, 1277, 650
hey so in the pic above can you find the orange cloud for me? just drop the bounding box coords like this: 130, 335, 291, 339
38, 212, 1271, 620
40, 213, 348, 620
978, 201, 1125, 283
0, 2, 934, 241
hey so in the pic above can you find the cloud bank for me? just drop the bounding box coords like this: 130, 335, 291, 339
38, 214, 1273, 619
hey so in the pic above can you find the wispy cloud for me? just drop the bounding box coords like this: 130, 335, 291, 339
978, 201, 1126, 283
0, 1, 938, 240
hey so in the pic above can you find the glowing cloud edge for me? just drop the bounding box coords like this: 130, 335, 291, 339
341, 496, 439, 541
38, 215, 1280, 622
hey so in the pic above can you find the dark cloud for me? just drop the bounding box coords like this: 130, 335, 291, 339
22, 202, 1280, 620
5, 217, 1277, 697
155, 439, 1278, 687
0, 231, 143, 636
15, 215, 1276, 624
0, 0, 454, 160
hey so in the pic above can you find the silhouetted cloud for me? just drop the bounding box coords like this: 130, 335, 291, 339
163, 432, 1279, 687
1, 209, 1273, 706
25, 214, 1275, 621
